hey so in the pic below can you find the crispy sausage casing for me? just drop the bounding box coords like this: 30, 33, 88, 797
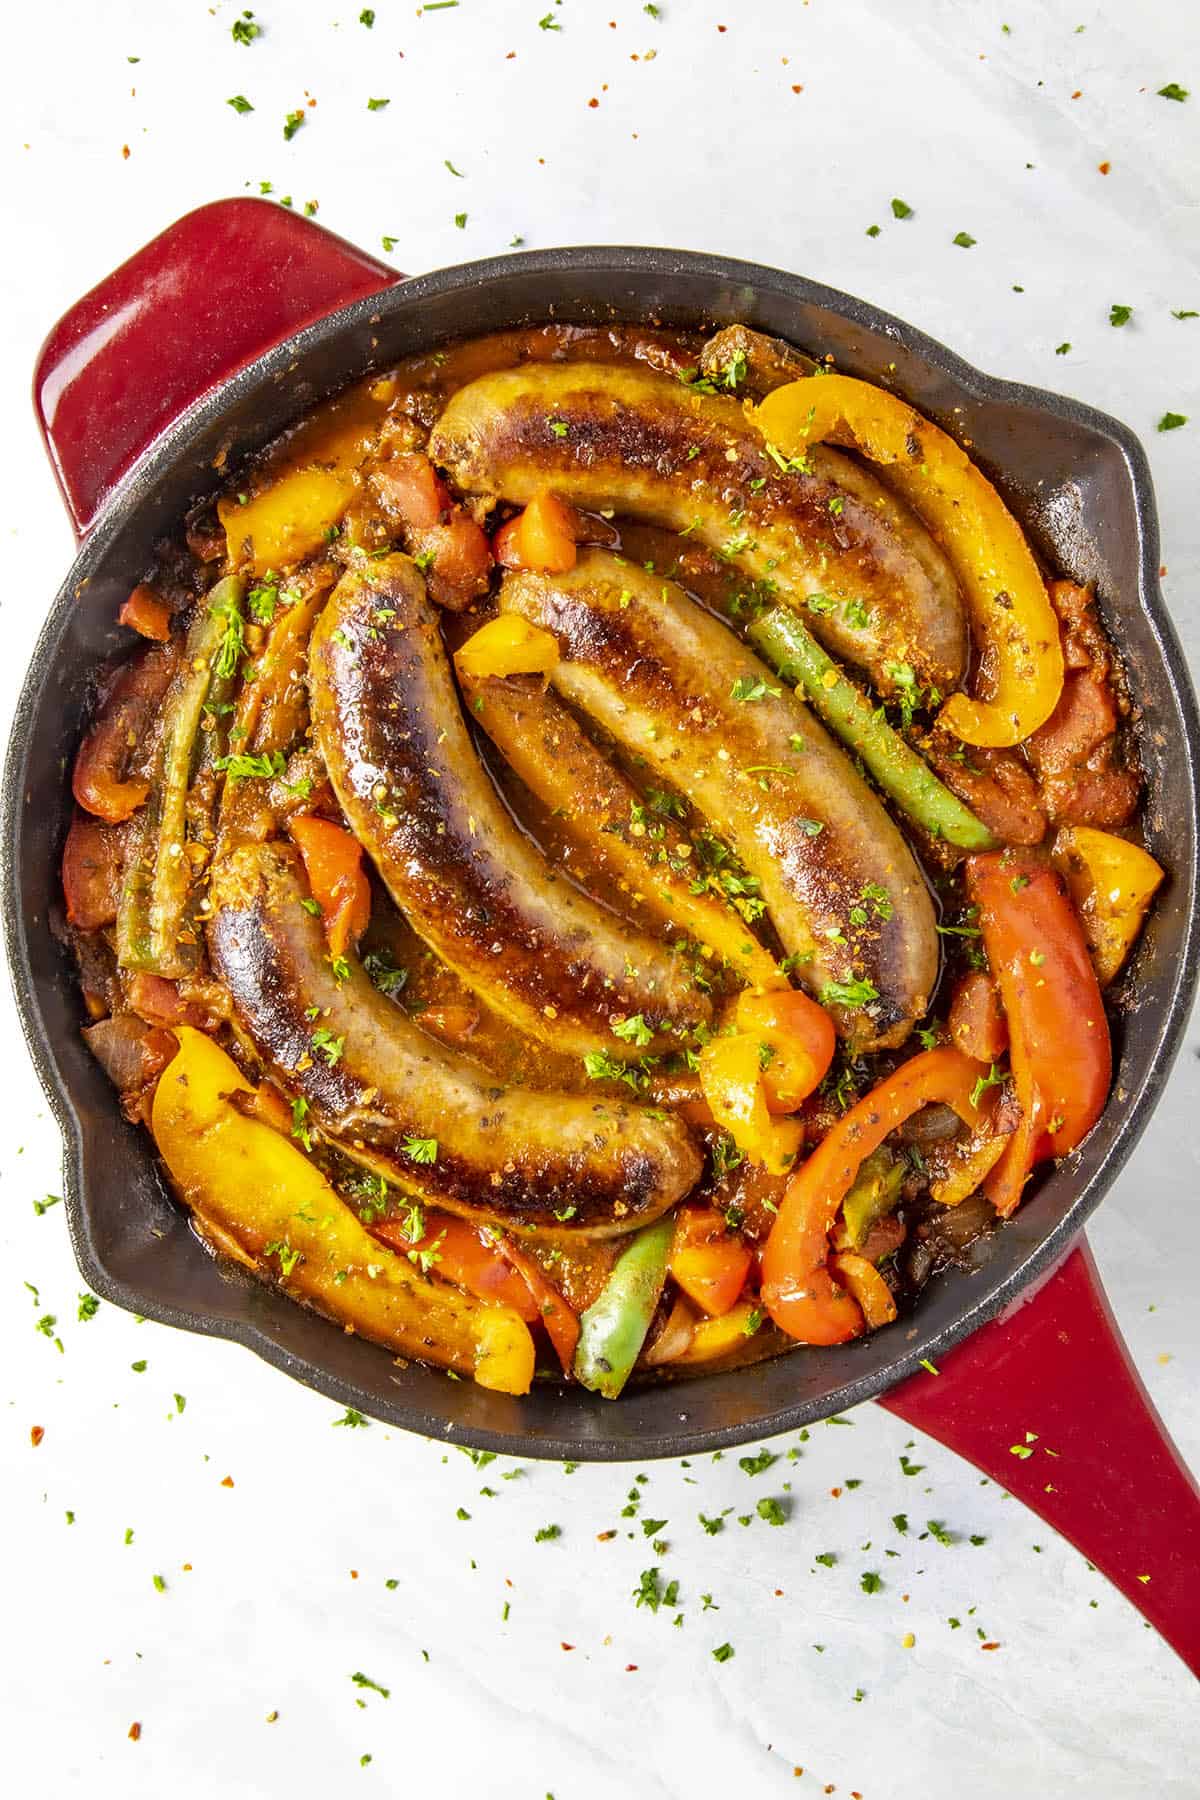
308, 555, 710, 1055
207, 843, 702, 1236
429, 362, 966, 696
500, 551, 939, 1052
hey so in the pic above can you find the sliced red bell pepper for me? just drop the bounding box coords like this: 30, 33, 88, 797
287, 815, 371, 960
370, 1213, 541, 1320
966, 850, 1111, 1217
761, 1047, 986, 1343
494, 1236, 580, 1374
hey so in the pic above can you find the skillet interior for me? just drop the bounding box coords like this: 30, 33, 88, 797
4, 247, 1198, 1460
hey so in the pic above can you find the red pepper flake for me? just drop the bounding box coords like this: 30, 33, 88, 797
505, 1577, 513, 1587
717, 23, 727, 31
560, 1642, 575, 1651
588, 97, 599, 107
122, 145, 131, 160
350, 1569, 359, 1580
774, 1588, 784, 1597
625, 1663, 638, 1672
1160, 565, 1168, 577
1071, 90, 1082, 99
30, 1426, 44, 1448
830, 1486, 842, 1498
1098, 161, 1111, 174
220, 1476, 235, 1488
128, 1722, 142, 1742
182, 1563, 193, 1572
980, 1640, 1001, 1651
597, 1530, 616, 1541
792, 84, 803, 93
506, 51, 515, 59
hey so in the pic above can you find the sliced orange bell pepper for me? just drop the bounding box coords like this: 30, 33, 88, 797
697, 1033, 804, 1174
967, 851, 1111, 1218
669, 1206, 753, 1317
828, 1252, 898, 1329
118, 583, 173, 642
1051, 825, 1164, 986
287, 815, 371, 960
761, 1047, 986, 1343
493, 491, 580, 573
752, 374, 1064, 748
733, 987, 836, 1113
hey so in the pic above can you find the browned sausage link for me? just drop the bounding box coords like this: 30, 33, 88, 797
500, 551, 939, 1053
428, 362, 967, 697
207, 843, 701, 1237
308, 555, 710, 1056
461, 671, 782, 990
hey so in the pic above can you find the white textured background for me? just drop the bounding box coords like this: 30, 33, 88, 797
3, 2, 1198, 1795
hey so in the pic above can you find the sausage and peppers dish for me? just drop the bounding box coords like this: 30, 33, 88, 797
61, 321, 1164, 1398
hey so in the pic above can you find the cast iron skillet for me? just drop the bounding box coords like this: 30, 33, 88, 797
6, 202, 1199, 1665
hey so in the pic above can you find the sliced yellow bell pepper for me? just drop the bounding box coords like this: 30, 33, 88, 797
1052, 825, 1165, 986
219, 384, 391, 577
752, 375, 1064, 748
454, 615, 561, 681
828, 1252, 898, 1329
673, 1299, 763, 1365
697, 1033, 804, 1174
151, 1028, 534, 1394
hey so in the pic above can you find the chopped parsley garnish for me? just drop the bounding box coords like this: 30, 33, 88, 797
77, 1293, 100, 1322
820, 976, 879, 1010
231, 12, 261, 46
859, 1570, 883, 1594
291, 1096, 313, 1151
969, 1062, 1007, 1107
730, 675, 781, 703
756, 1497, 787, 1526
738, 1448, 778, 1477
890, 197, 913, 219
310, 1027, 345, 1066
1109, 303, 1133, 327
351, 1672, 390, 1699
612, 1013, 654, 1047
359, 8, 375, 22
263, 1237, 302, 1277
402, 1136, 438, 1165
283, 110, 306, 141
1157, 82, 1189, 102
899, 1453, 925, 1476
952, 231, 976, 248
367, 97, 391, 111
583, 1049, 648, 1092
1158, 411, 1188, 431
210, 586, 246, 676
711, 1642, 735, 1663
454, 212, 467, 229
214, 750, 286, 782
227, 95, 254, 114
332, 1407, 370, 1427
1055, 342, 1071, 355
534, 1524, 561, 1542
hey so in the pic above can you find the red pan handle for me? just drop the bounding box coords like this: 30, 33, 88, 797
33, 197, 402, 539
881, 1236, 1200, 1677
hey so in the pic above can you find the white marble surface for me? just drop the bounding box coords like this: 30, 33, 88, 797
3, 1, 1199, 1793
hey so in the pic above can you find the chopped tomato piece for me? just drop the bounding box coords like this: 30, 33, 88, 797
492, 491, 580, 573
669, 1206, 753, 1317
733, 987, 836, 1113
62, 810, 124, 930
287, 815, 371, 959
1027, 672, 1139, 828
373, 453, 450, 530
118, 584, 173, 642
420, 514, 494, 611
72, 642, 177, 823
947, 969, 1008, 1064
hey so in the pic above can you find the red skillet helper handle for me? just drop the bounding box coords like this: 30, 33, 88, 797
34, 197, 403, 540
882, 1237, 1200, 1677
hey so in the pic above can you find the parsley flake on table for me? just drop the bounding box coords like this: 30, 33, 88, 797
454, 212, 468, 229
77, 1293, 99, 1322
899, 1453, 925, 1476
231, 11, 261, 45
890, 197, 913, 219
283, 110, 306, 141
1054, 342, 1071, 355
367, 97, 390, 111
1171, 309, 1198, 319
227, 95, 254, 114
860, 1570, 883, 1593
33, 1194, 61, 1216
539, 11, 562, 28
711, 1642, 735, 1662
1109, 303, 1133, 326
738, 1448, 778, 1476
333, 1407, 370, 1428
351, 1672, 391, 1699
360, 7, 375, 22
865, 224, 881, 237
1158, 411, 1188, 431
757, 1497, 788, 1526
952, 231, 976, 248
1157, 82, 1189, 101
534, 1524, 561, 1542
